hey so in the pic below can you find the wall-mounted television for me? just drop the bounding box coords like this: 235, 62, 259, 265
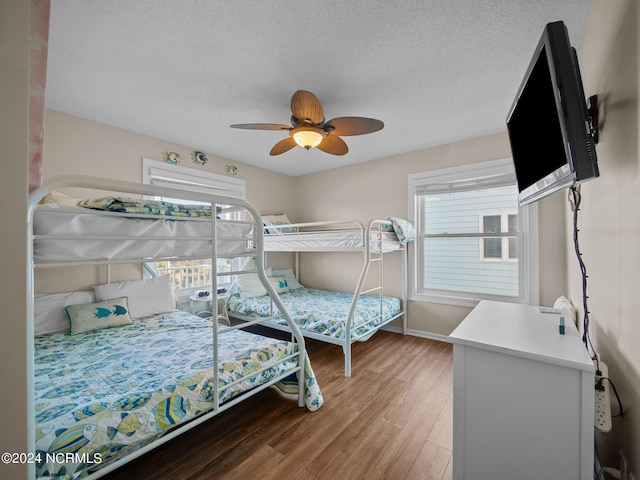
506, 20, 599, 206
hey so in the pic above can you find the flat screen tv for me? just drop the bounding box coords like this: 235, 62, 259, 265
507, 20, 599, 206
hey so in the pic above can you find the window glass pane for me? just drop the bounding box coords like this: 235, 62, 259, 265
483, 238, 502, 258
423, 185, 518, 234
483, 215, 501, 234
508, 214, 518, 233
423, 237, 519, 297
508, 237, 518, 259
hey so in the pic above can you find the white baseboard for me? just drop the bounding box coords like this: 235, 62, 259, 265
381, 325, 451, 343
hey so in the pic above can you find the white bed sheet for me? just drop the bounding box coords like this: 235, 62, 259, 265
263, 230, 402, 252
33, 204, 252, 261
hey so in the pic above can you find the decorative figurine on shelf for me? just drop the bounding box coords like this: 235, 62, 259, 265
225, 164, 239, 177
191, 151, 208, 166
162, 150, 182, 165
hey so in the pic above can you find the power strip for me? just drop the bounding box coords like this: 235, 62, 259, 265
595, 359, 612, 433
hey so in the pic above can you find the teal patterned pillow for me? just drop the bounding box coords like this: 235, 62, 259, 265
65, 297, 133, 335
269, 276, 289, 294
389, 217, 415, 244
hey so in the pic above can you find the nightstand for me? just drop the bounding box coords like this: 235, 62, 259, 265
189, 291, 230, 326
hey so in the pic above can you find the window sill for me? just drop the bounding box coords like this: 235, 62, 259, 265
410, 291, 523, 308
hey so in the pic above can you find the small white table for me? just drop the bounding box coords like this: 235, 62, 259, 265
189, 291, 230, 326
448, 300, 594, 480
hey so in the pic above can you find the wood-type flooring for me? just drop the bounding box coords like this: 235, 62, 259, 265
104, 330, 453, 480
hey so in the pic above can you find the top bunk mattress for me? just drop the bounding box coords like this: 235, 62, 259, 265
33, 204, 253, 261
263, 230, 403, 252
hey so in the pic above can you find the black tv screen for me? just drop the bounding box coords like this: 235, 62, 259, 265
507, 21, 598, 205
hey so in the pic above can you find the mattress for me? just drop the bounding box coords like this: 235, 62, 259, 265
33, 204, 252, 261
263, 230, 403, 252
228, 287, 402, 341
33, 310, 320, 479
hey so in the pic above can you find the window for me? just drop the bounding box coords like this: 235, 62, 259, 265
480, 213, 518, 261
409, 159, 538, 306
142, 158, 246, 291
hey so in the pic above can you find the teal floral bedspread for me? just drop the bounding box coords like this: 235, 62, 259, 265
33, 311, 321, 479
227, 287, 402, 341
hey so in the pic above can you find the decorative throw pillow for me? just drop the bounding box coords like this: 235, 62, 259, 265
65, 297, 133, 335
271, 268, 303, 289
262, 213, 297, 234
93, 275, 176, 319
268, 276, 289, 294
389, 217, 415, 244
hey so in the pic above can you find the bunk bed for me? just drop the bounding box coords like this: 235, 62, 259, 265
28, 176, 322, 480
227, 218, 413, 377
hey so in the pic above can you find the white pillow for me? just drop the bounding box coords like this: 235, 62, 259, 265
238, 274, 268, 298
34, 291, 96, 335
236, 259, 273, 298
39, 191, 83, 206
271, 268, 303, 289
93, 276, 176, 318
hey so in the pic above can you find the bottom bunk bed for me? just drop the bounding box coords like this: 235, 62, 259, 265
227, 279, 403, 377
34, 309, 322, 479
28, 175, 323, 479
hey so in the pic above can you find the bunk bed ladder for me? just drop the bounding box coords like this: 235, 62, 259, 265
344, 221, 388, 377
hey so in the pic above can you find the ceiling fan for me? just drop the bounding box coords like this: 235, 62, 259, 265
230, 90, 384, 156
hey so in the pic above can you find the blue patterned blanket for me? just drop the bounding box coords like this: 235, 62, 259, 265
33, 311, 321, 479
227, 287, 402, 341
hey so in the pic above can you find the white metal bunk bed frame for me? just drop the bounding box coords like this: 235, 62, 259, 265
232, 219, 408, 377
26, 175, 307, 480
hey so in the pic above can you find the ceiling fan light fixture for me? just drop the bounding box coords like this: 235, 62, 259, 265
291, 126, 325, 150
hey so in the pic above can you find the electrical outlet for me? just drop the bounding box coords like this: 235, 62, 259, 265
595, 360, 612, 432
620, 450, 628, 480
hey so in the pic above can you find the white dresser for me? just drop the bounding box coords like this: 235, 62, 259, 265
449, 300, 594, 480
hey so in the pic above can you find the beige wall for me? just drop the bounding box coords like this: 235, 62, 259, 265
43, 110, 297, 216
295, 132, 568, 336
0, 2, 31, 478
572, 0, 639, 471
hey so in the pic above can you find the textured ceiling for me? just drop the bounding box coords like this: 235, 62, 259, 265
46, 0, 593, 176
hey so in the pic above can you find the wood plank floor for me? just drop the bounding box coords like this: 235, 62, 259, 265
104, 331, 453, 480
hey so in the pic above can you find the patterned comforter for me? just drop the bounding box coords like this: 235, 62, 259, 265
227, 287, 402, 341
77, 196, 220, 217
33, 311, 321, 479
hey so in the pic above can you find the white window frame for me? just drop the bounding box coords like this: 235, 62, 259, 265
142, 157, 245, 199
408, 158, 538, 307
142, 158, 247, 291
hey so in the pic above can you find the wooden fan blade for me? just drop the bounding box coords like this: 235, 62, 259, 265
324, 117, 384, 136
230, 123, 291, 131
270, 137, 298, 156
316, 135, 348, 156
290, 90, 324, 125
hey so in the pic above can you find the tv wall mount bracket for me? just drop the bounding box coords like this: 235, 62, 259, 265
587, 94, 599, 144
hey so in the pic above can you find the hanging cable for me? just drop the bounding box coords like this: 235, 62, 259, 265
569, 185, 598, 360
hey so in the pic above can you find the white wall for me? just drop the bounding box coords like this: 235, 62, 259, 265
571, 0, 639, 472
